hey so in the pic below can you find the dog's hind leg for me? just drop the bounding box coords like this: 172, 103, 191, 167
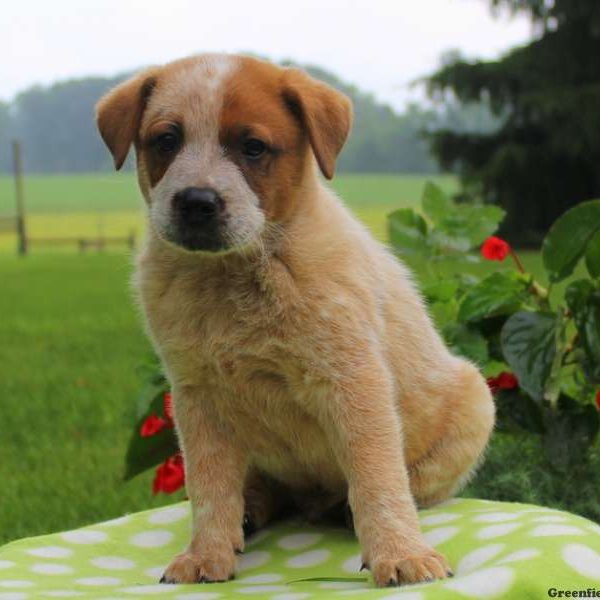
408, 361, 495, 508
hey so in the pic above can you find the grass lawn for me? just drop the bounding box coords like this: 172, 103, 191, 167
2, 172, 593, 545
0, 253, 175, 545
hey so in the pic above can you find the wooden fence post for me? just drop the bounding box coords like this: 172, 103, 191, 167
12, 140, 27, 256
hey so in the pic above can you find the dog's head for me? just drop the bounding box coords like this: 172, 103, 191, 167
96, 54, 352, 253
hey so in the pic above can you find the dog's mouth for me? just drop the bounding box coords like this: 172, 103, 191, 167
165, 224, 230, 253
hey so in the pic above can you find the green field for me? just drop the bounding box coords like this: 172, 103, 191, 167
0, 172, 557, 545
0, 173, 459, 250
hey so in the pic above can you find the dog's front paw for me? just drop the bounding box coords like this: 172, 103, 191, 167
369, 545, 452, 587
160, 550, 236, 584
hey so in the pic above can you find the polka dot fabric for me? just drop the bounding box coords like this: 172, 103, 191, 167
1, 499, 599, 598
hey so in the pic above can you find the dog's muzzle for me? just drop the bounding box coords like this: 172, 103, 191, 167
171, 187, 226, 251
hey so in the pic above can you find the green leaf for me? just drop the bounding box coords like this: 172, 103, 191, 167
387, 208, 429, 256
422, 279, 460, 303
429, 230, 471, 253
430, 299, 459, 330
458, 272, 528, 323
495, 388, 545, 435
422, 182, 453, 222
565, 280, 600, 383
436, 203, 505, 247
444, 323, 489, 364
501, 311, 557, 402
542, 199, 600, 282
136, 381, 168, 420
124, 391, 179, 481
585, 229, 600, 279
124, 428, 180, 481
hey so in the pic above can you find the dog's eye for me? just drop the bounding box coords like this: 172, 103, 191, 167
242, 138, 267, 159
153, 132, 180, 155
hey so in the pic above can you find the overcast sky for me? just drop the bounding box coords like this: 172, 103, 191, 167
2, 0, 531, 110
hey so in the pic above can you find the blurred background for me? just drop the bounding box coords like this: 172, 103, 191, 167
2, 0, 599, 544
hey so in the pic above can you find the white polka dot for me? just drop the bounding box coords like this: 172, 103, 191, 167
129, 530, 173, 548
91, 556, 136, 570
30, 563, 74, 575
245, 529, 272, 547
477, 523, 521, 539
278, 533, 322, 550
75, 577, 122, 586
0, 593, 28, 600
62, 530, 108, 544
531, 524, 584, 537
588, 523, 600, 535
237, 574, 282, 584
175, 594, 222, 600
423, 526, 459, 546
421, 513, 459, 526
457, 544, 505, 574
121, 585, 178, 594
497, 548, 540, 564
531, 515, 567, 523
562, 543, 600, 581
342, 553, 362, 574
237, 586, 288, 595
238, 551, 271, 571
100, 516, 131, 528
444, 566, 514, 598
270, 594, 311, 600
474, 512, 519, 523
26, 546, 73, 559
144, 566, 165, 579
380, 593, 423, 600
148, 505, 189, 524
286, 549, 331, 568
0, 582, 33, 589
44, 592, 84, 597
0, 561, 15, 570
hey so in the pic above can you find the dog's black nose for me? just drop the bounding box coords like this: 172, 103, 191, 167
173, 187, 222, 222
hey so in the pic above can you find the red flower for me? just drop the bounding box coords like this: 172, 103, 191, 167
596, 390, 600, 411
140, 414, 168, 437
163, 392, 174, 422
152, 455, 185, 495
481, 236, 511, 261
487, 372, 519, 394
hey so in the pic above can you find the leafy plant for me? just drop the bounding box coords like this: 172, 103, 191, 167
124, 355, 183, 495
389, 184, 600, 472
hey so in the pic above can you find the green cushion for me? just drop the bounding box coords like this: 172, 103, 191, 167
1, 498, 599, 599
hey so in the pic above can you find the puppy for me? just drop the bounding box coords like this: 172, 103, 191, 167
96, 54, 495, 587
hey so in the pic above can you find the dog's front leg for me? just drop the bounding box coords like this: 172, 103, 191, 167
161, 386, 247, 584
323, 365, 452, 587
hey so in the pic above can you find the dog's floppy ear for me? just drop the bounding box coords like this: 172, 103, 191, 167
282, 69, 353, 180
96, 69, 158, 170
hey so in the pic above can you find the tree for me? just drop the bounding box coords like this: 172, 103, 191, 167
0, 102, 13, 173
427, 0, 600, 245
1, 64, 440, 176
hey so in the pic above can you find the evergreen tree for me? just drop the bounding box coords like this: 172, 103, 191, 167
427, 0, 600, 245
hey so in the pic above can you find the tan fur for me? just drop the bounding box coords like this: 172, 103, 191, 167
96, 53, 495, 588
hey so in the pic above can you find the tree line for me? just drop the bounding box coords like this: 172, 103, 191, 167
0, 61, 498, 176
